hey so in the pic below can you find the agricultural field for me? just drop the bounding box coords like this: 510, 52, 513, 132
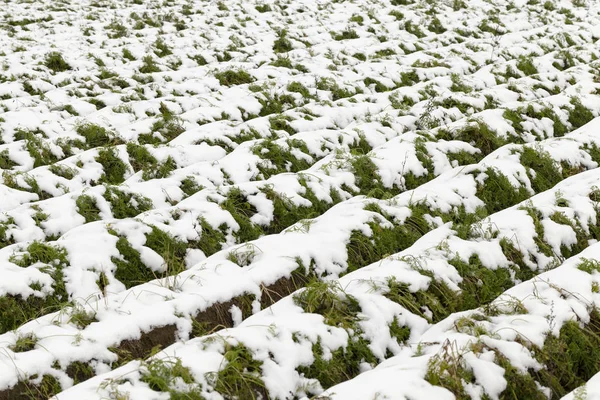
0, 0, 599, 398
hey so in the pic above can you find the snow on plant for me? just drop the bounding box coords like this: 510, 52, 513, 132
0, 0, 598, 398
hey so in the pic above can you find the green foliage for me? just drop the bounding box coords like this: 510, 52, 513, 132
1, 242, 70, 334
519, 147, 563, 192
286, 81, 311, 98
112, 235, 156, 288
346, 203, 430, 273
10, 333, 38, 352
139, 55, 161, 73
75, 194, 101, 223
214, 69, 255, 86
96, 147, 128, 185
261, 181, 342, 235
297, 336, 377, 392
192, 217, 227, 257
363, 77, 391, 93
475, 167, 530, 214
332, 28, 359, 41
49, 164, 77, 180
75, 123, 121, 148
103, 186, 153, 219
219, 187, 263, 244
516, 56, 538, 76
447, 254, 514, 313
384, 275, 456, 323
208, 344, 266, 400
316, 77, 360, 101
568, 97, 594, 129
0, 217, 15, 249
180, 176, 203, 197
577, 258, 600, 274
255, 4, 272, 12
269, 115, 295, 135
144, 226, 188, 275
140, 357, 202, 398
428, 17, 446, 34
442, 120, 513, 156
532, 310, 600, 397
44, 52, 71, 73
153, 37, 172, 58
294, 281, 361, 329
273, 30, 293, 53
0, 149, 17, 169
126, 143, 158, 174
19, 130, 60, 168
251, 139, 311, 179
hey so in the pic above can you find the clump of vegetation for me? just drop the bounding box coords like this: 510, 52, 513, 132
141, 357, 202, 398
0, 149, 17, 169
291, 281, 379, 394
220, 187, 263, 244
331, 28, 359, 41
206, 344, 267, 399
294, 281, 361, 328
75, 122, 122, 148
256, 3, 272, 12
10, 333, 38, 352
75, 194, 101, 223
44, 52, 71, 73
96, 148, 128, 185
214, 69, 255, 87
180, 176, 203, 197
273, 30, 293, 53
139, 55, 161, 73
1, 242, 70, 333
111, 234, 156, 288
568, 97, 594, 129
516, 56, 538, 76
103, 186, 153, 219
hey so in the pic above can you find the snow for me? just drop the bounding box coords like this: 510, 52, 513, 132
0, 0, 599, 398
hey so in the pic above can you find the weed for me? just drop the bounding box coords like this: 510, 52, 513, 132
294, 281, 361, 329
96, 148, 128, 185
214, 69, 255, 87
139, 55, 160, 73
207, 344, 267, 399
273, 30, 293, 53
44, 52, 71, 73
252, 139, 311, 179
568, 97, 594, 129
220, 187, 263, 243
75, 194, 101, 224
112, 235, 156, 289
256, 4, 272, 12
48, 164, 77, 180
126, 143, 157, 174
516, 56, 538, 76
0, 149, 17, 169
103, 186, 153, 219
345, 203, 430, 274
10, 333, 38, 352
475, 167, 530, 214
140, 357, 202, 398
577, 258, 600, 274
144, 226, 188, 276
532, 309, 600, 397
75, 123, 121, 148
180, 177, 203, 197
1, 242, 70, 333
298, 336, 377, 392
332, 28, 359, 41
